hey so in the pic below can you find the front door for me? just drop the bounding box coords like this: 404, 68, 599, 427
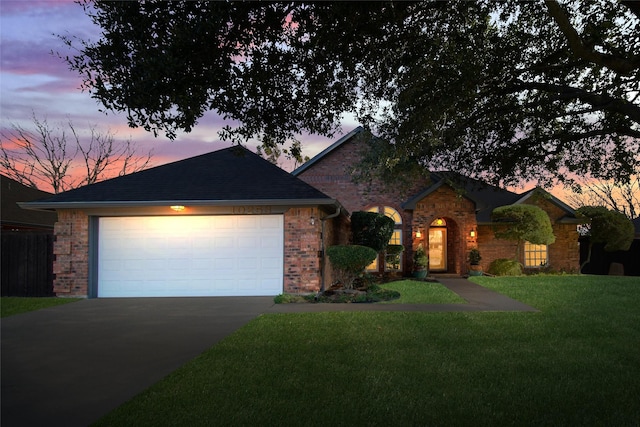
429, 228, 447, 271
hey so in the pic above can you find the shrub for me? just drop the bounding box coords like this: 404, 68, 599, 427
351, 211, 395, 253
468, 248, 481, 265
384, 244, 404, 272
274, 294, 308, 304
413, 246, 428, 270
488, 258, 523, 276
326, 245, 378, 289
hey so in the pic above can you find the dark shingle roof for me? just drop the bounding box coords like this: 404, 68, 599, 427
22, 146, 336, 209
1, 175, 57, 228
403, 172, 578, 223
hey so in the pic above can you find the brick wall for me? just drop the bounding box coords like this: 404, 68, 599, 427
522, 195, 580, 272
283, 207, 322, 293
53, 210, 89, 297
283, 206, 350, 294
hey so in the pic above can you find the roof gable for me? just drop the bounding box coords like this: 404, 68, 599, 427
22, 146, 335, 209
514, 187, 578, 220
292, 126, 364, 176
403, 172, 521, 222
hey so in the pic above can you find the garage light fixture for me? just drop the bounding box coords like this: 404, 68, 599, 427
170, 205, 185, 212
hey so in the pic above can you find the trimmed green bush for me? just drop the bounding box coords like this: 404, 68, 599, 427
351, 211, 395, 252
488, 258, 523, 276
326, 245, 378, 289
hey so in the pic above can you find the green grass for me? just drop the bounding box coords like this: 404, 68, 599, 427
380, 279, 466, 304
94, 275, 640, 427
1, 297, 80, 318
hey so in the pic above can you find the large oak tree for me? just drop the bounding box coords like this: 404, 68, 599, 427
63, 1, 639, 186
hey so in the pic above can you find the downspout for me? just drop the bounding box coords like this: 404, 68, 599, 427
319, 206, 341, 294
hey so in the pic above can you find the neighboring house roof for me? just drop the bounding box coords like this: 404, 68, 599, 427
292, 126, 364, 176
21, 146, 338, 210
1, 174, 57, 229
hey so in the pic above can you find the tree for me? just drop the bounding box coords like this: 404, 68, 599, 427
0, 112, 152, 193
567, 176, 639, 220
492, 204, 556, 261
256, 139, 310, 171
64, 1, 639, 187
576, 206, 635, 272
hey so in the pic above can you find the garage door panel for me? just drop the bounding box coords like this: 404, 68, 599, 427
98, 215, 283, 297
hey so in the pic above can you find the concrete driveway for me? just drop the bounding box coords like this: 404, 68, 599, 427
1, 297, 275, 427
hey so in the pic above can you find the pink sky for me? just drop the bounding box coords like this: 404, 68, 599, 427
0, 0, 348, 187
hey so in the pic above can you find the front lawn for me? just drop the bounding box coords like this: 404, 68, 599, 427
94, 275, 640, 426
1, 297, 80, 318
380, 279, 466, 304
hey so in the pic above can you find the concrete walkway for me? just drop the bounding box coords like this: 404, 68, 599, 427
1, 278, 535, 427
266, 277, 539, 313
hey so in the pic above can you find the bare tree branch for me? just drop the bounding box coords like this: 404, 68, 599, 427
0, 112, 153, 193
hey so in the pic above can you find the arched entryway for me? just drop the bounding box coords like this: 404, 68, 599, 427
415, 216, 463, 275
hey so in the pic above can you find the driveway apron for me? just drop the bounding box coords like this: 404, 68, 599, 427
1, 297, 274, 427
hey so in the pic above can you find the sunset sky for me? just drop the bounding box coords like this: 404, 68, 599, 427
0, 0, 349, 192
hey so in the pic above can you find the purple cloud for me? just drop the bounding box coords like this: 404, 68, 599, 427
1, 39, 73, 78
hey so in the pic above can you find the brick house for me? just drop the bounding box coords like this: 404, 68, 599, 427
21, 129, 581, 298
294, 127, 582, 276
21, 146, 350, 298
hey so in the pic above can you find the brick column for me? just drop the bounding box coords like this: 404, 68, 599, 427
53, 210, 89, 297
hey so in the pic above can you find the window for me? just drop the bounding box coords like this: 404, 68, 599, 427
524, 242, 548, 268
366, 206, 403, 272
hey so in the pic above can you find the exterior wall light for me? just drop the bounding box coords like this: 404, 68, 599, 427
170, 205, 185, 212
310, 216, 315, 225
470, 230, 476, 237
416, 230, 422, 238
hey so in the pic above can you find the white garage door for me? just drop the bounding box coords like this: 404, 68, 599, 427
98, 215, 283, 297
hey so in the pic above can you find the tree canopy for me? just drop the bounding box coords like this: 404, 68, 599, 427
492, 204, 556, 245
64, 1, 640, 186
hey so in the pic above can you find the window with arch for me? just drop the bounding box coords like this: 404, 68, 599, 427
366, 206, 403, 272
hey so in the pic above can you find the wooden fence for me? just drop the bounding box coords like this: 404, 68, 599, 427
1, 231, 54, 296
